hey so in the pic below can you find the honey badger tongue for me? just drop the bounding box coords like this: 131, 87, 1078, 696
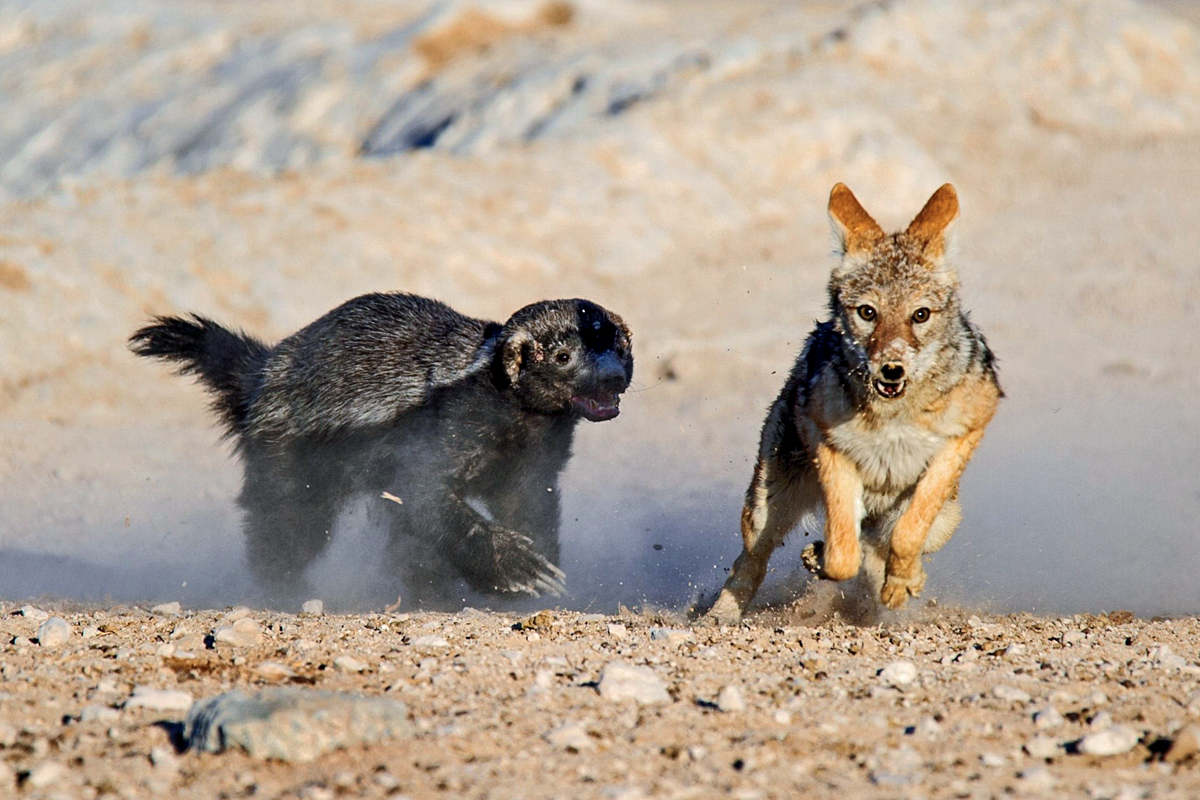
571, 393, 620, 421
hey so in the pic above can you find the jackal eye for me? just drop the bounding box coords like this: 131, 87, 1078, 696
554, 350, 572, 365
912, 307, 931, 324
857, 305, 876, 322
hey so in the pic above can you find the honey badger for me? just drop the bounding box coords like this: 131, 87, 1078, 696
131, 293, 633, 606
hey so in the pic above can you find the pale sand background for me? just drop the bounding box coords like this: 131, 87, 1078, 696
1, 0, 1198, 616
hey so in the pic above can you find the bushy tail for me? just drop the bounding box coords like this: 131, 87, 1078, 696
129, 314, 270, 436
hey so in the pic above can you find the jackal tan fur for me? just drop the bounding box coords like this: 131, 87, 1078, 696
708, 183, 1001, 622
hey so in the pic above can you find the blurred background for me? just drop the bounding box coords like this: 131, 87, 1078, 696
1, 0, 1197, 615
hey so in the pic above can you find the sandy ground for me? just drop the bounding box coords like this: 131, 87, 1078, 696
3, 0, 1200, 796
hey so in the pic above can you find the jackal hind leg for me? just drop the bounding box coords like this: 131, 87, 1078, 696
707, 456, 811, 625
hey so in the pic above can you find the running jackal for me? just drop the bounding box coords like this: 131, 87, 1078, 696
708, 183, 1001, 622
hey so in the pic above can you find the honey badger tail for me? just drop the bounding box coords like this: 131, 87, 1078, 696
129, 314, 269, 437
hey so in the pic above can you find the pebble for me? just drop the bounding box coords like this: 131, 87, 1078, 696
37, 617, 71, 648
224, 607, 253, 622
19, 605, 49, 621
79, 705, 120, 724
0, 722, 16, 747
1152, 644, 1188, 670
333, 655, 366, 673
254, 661, 296, 681
980, 752, 1006, 767
879, 661, 917, 687
648, 627, 693, 643
1033, 705, 1064, 730
607, 623, 628, 639
1062, 630, 1086, 646
150, 745, 179, 770
151, 602, 182, 616
716, 685, 746, 712
125, 686, 195, 714
1077, 725, 1140, 757
302, 599, 324, 615
81, 626, 99, 639
597, 662, 670, 705
1024, 735, 1061, 759
544, 722, 594, 752
1017, 766, 1057, 793
213, 618, 264, 648
1165, 723, 1200, 763
411, 635, 450, 649
26, 761, 66, 789
1089, 710, 1114, 730
185, 688, 411, 763
992, 684, 1032, 704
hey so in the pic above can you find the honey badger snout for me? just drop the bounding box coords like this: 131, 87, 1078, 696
571, 350, 630, 422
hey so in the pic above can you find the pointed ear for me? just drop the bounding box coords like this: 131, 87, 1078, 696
906, 183, 959, 260
828, 183, 884, 256
499, 329, 533, 385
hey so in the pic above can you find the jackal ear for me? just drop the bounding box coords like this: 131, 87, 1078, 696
499, 329, 534, 385
828, 183, 884, 257
906, 183, 959, 261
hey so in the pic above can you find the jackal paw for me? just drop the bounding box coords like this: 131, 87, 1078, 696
880, 565, 926, 609
802, 540, 861, 581
801, 541, 824, 575
705, 591, 744, 627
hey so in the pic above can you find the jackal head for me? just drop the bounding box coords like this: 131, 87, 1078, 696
826, 182, 963, 402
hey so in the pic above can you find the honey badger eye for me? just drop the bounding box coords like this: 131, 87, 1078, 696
912, 307, 931, 323
555, 350, 572, 365
857, 305, 876, 322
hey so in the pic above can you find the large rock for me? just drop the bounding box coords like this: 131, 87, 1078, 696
184, 688, 411, 763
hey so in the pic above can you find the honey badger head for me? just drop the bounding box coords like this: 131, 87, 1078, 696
495, 299, 633, 421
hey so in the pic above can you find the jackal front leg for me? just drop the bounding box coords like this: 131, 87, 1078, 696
815, 443, 864, 580
881, 428, 986, 609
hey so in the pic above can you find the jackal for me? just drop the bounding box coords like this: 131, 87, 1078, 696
708, 183, 1001, 622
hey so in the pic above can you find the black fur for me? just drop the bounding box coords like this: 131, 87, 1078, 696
131, 293, 633, 607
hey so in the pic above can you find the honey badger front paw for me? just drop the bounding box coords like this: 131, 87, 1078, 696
881, 562, 926, 609
457, 526, 566, 599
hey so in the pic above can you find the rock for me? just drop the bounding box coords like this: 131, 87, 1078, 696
152, 602, 182, 616
223, 607, 253, 622
1017, 766, 1057, 793
992, 685, 1032, 704
1077, 726, 1140, 757
19, 605, 49, 621
716, 685, 745, 712
648, 627, 693, 643
125, 686, 195, 714
1024, 735, 1060, 759
213, 618, 264, 648
10, 636, 31, 648
301, 599, 324, 615
79, 705, 120, 724
1004, 643, 1027, 659
773, 710, 791, 725
879, 661, 917, 687
0, 722, 16, 747
1033, 706, 1064, 730
980, 752, 1006, 767
597, 662, 670, 705
606, 623, 628, 639
411, 635, 450, 649
1089, 710, 1114, 730
1152, 644, 1188, 670
254, 662, 295, 681
81, 626, 99, 639
37, 617, 71, 648
184, 688, 411, 763
1061, 630, 1085, 646
544, 722, 594, 752
26, 761, 66, 789
150, 745, 179, 770
1165, 723, 1200, 763
333, 656, 366, 673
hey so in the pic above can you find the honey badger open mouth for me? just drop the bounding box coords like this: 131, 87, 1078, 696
873, 379, 906, 399
571, 393, 620, 421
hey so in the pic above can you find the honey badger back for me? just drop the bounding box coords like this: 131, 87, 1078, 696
131, 292, 633, 607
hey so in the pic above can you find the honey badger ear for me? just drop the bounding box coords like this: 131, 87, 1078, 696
499, 329, 534, 384
906, 183, 959, 261
828, 182, 884, 257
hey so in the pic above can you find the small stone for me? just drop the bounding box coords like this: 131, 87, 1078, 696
81, 626, 99, 639
1004, 643, 1027, 659
606, 623, 628, 639
1087, 690, 1109, 707
223, 607, 252, 622
0, 722, 16, 747
1165, 723, 1200, 763
156, 644, 177, 658
150, 746, 179, 770
333, 656, 366, 673
300, 785, 334, 800
1017, 766, 1057, 793
184, 688, 411, 763
79, 705, 120, 724
544, 722, 594, 752
1034, 706, 1064, 730
773, 710, 791, 725
1025, 735, 1061, 759
1062, 630, 1086, 646
980, 752, 1006, 767
213, 618, 264, 648
1089, 710, 1114, 730
125, 686, 194, 714
411, 635, 449, 649
597, 662, 670, 705
1152, 645, 1188, 670
1077, 725, 1140, 757
19, 605, 49, 621
37, 617, 71, 648
254, 662, 295, 681
915, 716, 942, 738
25, 761, 66, 789
648, 627, 693, 643
879, 661, 917, 687
993, 685, 1032, 704
716, 685, 746, 712
302, 599, 324, 615
10, 636, 31, 648
151, 602, 182, 616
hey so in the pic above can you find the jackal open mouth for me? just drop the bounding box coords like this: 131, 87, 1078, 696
873, 379, 906, 399
571, 392, 620, 421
